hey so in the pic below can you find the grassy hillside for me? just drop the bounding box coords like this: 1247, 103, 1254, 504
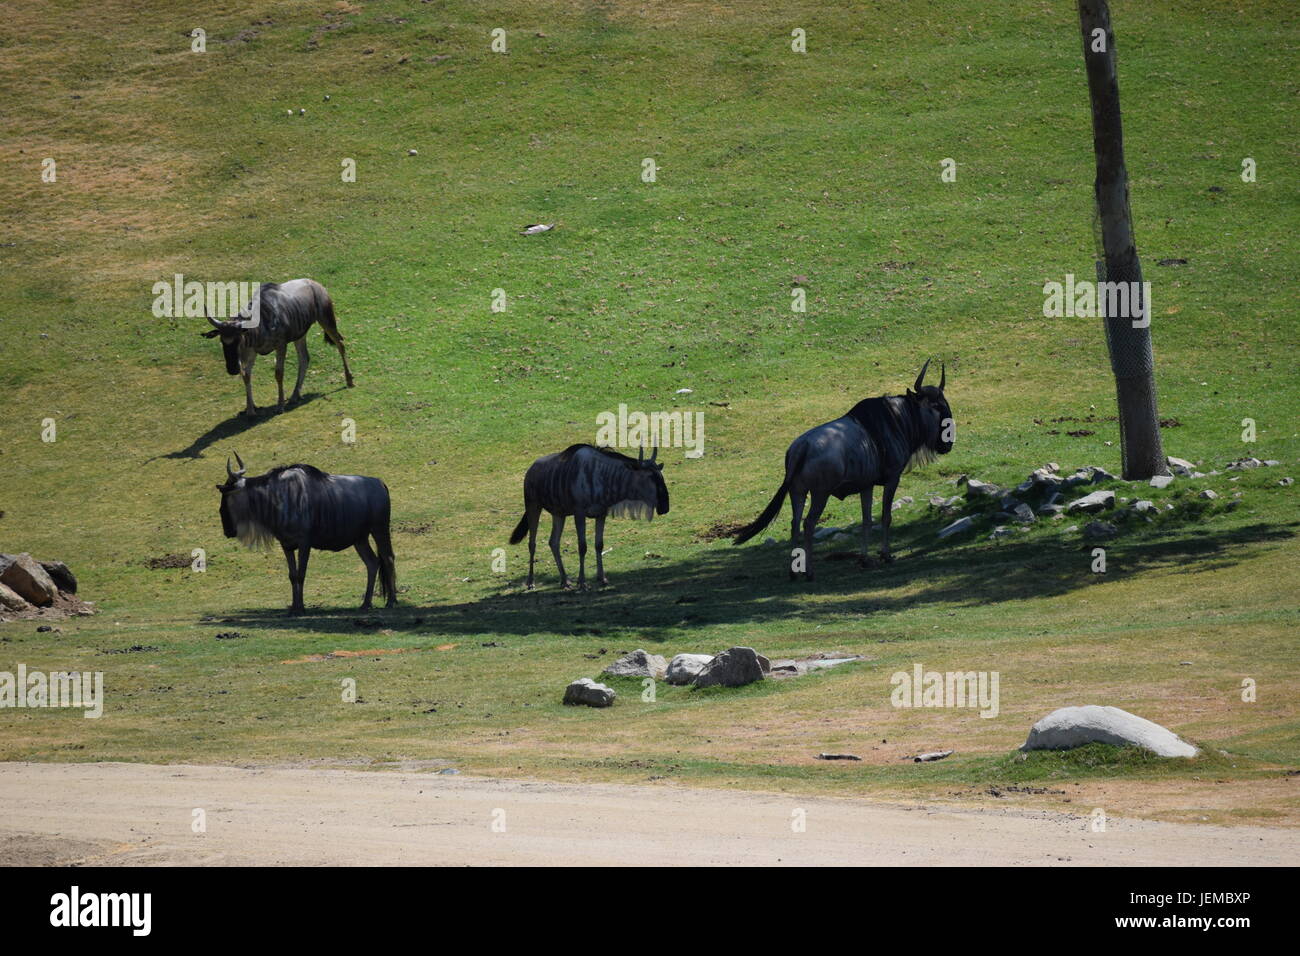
1, 0, 1297, 824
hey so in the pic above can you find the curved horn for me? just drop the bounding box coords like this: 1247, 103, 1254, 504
638, 445, 645, 464
914, 358, 932, 392
226, 456, 236, 479
649, 444, 658, 464
232, 451, 246, 476
939, 362, 946, 390
207, 313, 224, 331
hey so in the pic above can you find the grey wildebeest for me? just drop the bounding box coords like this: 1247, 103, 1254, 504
216, 453, 396, 614
200, 278, 354, 416
733, 361, 954, 580
509, 444, 670, 589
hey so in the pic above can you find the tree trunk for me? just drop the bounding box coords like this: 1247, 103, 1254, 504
1077, 0, 1167, 479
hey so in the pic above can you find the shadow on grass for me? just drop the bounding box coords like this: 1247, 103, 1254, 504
208, 516, 1298, 641
153, 390, 337, 462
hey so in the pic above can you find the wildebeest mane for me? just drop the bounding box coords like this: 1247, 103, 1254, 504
559, 443, 640, 466
235, 464, 344, 548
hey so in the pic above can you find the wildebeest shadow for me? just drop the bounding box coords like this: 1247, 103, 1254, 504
155, 390, 335, 462
207, 517, 1297, 642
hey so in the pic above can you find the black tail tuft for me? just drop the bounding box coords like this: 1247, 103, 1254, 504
509, 513, 529, 545
733, 444, 807, 545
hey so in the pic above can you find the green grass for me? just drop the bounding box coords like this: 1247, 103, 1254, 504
1, 0, 1297, 824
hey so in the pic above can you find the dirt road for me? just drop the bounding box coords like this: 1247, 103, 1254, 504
0, 762, 1293, 866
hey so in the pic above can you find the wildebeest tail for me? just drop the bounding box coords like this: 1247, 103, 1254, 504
733, 445, 808, 544
374, 498, 397, 601
509, 513, 530, 545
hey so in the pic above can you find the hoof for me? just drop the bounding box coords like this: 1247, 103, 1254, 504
345, 378, 356, 388
241, 407, 261, 418
879, 552, 895, 563
525, 581, 535, 591
359, 601, 373, 610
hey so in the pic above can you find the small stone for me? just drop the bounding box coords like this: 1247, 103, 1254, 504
1082, 520, 1118, 540
938, 516, 975, 539
1279, 478, 1293, 487
1149, 474, 1174, 489
1198, 489, 1218, 500
1132, 500, 1156, 513
965, 478, 1000, 499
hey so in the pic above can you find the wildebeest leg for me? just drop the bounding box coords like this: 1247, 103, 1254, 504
524, 502, 542, 590
355, 538, 379, 609
293, 546, 310, 612
290, 337, 309, 404
859, 486, 875, 564
788, 489, 805, 581
281, 543, 300, 614
549, 514, 569, 588
274, 344, 287, 411
594, 516, 607, 586
802, 491, 829, 582
879, 479, 900, 562
574, 512, 588, 590
241, 354, 259, 417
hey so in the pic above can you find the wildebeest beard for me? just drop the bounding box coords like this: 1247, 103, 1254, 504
219, 489, 275, 549
608, 498, 656, 520
222, 337, 241, 375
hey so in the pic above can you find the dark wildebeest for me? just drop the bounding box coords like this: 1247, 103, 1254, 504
508, 444, 670, 590
733, 360, 954, 580
216, 453, 396, 614
200, 278, 354, 417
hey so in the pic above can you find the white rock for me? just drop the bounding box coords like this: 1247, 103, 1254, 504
563, 678, 615, 707
1021, 705, 1197, 758
1065, 489, 1115, 513
666, 653, 713, 685
937, 516, 975, 539
1149, 474, 1175, 489
602, 649, 667, 680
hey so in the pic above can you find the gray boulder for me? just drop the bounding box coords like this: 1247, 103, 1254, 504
0, 554, 57, 607
603, 649, 668, 680
1198, 489, 1218, 500
1167, 456, 1196, 476
1021, 705, 1197, 758
563, 678, 616, 707
1082, 520, 1118, 540
1011, 503, 1036, 523
40, 560, 77, 595
693, 646, 768, 688
1149, 474, 1175, 489
1066, 489, 1115, 514
665, 653, 713, 685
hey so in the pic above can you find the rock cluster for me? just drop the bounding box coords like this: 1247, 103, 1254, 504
0, 554, 90, 622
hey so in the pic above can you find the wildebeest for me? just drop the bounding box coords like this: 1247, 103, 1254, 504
508, 444, 670, 589
201, 278, 354, 417
216, 453, 396, 613
733, 361, 954, 580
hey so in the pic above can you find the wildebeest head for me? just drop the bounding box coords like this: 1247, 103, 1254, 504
906, 359, 955, 456
200, 312, 246, 375
215, 452, 249, 538
625, 445, 670, 517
